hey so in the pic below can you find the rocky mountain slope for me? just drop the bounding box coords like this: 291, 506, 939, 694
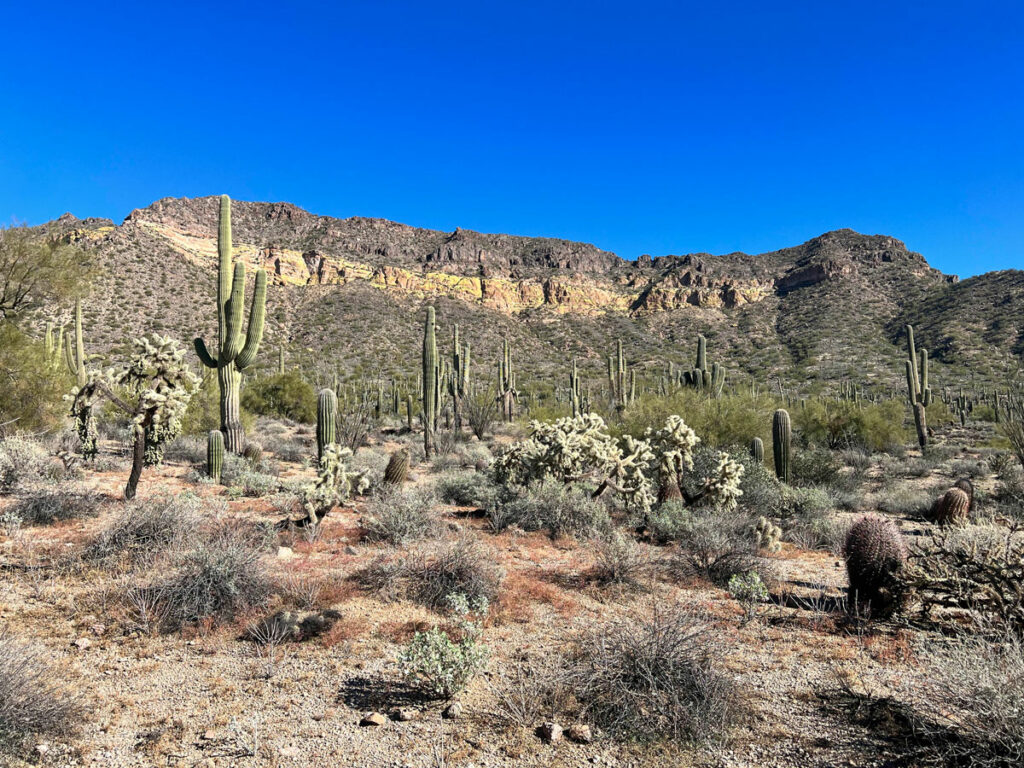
40, 196, 1022, 391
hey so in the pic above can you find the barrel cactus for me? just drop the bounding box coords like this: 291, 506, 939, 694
383, 448, 410, 486
843, 515, 907, 619
931, 487, 970, 526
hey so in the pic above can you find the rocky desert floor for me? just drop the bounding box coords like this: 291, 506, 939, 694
0, 419, 1010, 768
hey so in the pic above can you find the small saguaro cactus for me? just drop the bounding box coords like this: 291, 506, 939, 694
569, 358, 582, 417
750, 437, 764, 464
207, 430, 224, 483
772, 409, 791, 483
682, 333, 726, 397
44, 322, 65, 369
317, 388, 337, 463
194, 195, 268, 453
423, 307, 438, 458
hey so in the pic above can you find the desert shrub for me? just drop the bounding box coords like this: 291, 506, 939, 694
86, 494, 204, 567
844, 515, 907, 619
361, 537, 503, 611
951, 459, 988, 479
162, 435, 206, 465
337, 405, 374, 452
159, 523, 272, 629
794, 399, 907, 451
908, 525, 1024, 635
906, 634, 1024, 768
669, 506, 765, 586
735, 459, 785, 517
398, 593, 489, 699
0, 631, 81, 756
590, 531, 650, 587
876, 484, 936, 518
241, 371, 316, 423
464, 388, 499, 440
0, 436, 53, 493
435, 470, 497, 509
9, 484, 103, 525
561, 607, 737, 744
775, 485, 838, 548
0, 323, 72, 435
728, 571, 769, 623
220, 454, 279, 497
362, 486, 439, 546
619, 389, 769, 450
488, 481, 611, 539
790, 447, 842, 487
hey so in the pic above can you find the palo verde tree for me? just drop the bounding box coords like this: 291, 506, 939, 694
69, 335, 198, 499
194, 195, 268, 452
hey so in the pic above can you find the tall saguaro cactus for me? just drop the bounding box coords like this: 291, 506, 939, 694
64, 297, 97, 459
498, 337, 517, 422
423, 307, 438, 458
194, 195, 268, 453
904, 324, 930, 448
448, 324, 470, 430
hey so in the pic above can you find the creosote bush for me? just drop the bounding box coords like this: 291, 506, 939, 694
562, 607, 737, 744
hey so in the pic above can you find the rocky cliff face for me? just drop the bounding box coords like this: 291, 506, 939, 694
74, 197, 952, 319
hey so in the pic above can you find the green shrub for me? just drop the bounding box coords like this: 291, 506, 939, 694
618, 389, 771, 449
241, 371, 316, 423
398, 593, 489, 699
435, 470, 497, 509
489, 481, 611, 538
362, 486, 439, 545
794, 399, 908, 452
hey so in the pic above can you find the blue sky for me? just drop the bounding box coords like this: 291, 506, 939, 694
1, 1, 1021, 277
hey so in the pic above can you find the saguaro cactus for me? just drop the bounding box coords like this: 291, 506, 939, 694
750, 436, 764, 464
207, 430, 224, 483
772, 408, 791, 482
317, 388, 337, 463
423, 307, 438, 458
497, 337, 517, 422
194, 195, 267, 453
64, 297, 97, 459
569, 359, 581, 417
448, 325, 470, 430
904, 325, 930, 448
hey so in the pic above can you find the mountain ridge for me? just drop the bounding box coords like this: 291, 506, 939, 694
33, 195, 1022, 391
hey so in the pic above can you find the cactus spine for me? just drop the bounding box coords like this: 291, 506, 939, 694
423, 307, 438, 457
772, 408, 791, 483
317, 388, 337, 463
207, 429, 224, 483
194, 195, 268, 453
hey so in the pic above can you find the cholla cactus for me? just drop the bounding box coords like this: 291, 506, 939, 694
69, 335, 198, 499
704, 453, 744, 510
299, 443, 369, 526
755, 516, 782, 553
494, 412, 742, 516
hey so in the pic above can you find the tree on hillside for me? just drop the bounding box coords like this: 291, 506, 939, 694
0, 225, 91, 321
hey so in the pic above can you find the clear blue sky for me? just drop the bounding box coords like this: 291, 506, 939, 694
1, 1, 1021, 277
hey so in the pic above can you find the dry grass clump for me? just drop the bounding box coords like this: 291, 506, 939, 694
358, 536, 503, 611
560, 607, 738, 744
85, 493, 204, 567
9, 484, 104, 526
0, 631, 82, 757
361, 486, 440, 546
